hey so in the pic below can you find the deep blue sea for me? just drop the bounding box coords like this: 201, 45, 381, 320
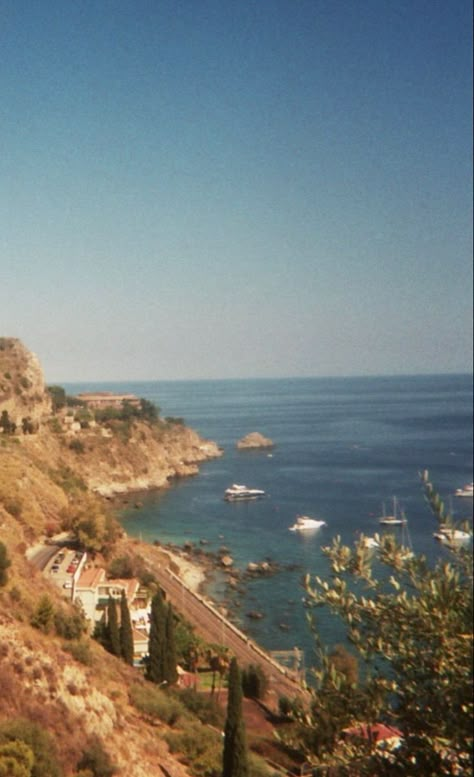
64, 374, 473, 671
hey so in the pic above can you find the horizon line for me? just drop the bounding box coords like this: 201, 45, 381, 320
55, 371, 474, 386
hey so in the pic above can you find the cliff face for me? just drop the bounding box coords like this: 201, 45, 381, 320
0, 337, 52, 428
24, 418, 223, 498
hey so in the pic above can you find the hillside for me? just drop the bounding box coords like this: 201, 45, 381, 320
0, 339, 256, 777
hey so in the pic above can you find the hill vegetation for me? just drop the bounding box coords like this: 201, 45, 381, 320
0, 339, 245, 777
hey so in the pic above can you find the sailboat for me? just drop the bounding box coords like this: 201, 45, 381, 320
379, 497, 406, 526
399, 515, 414, 559
377, 501, 414, 560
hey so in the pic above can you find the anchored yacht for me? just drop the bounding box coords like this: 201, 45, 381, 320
289, 515, 327, 531
224, 484, 265, 501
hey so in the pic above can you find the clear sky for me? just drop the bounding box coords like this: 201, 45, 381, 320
2, 0, 472, 381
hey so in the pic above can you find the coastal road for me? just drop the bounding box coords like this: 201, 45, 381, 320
27, 544, 60, 570
153, 565, 309, 709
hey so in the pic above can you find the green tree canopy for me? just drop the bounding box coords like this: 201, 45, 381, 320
65, 496, 120, 554
47, 385, 66, 412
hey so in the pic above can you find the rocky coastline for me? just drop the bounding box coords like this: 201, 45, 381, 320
143, 534, 302, 626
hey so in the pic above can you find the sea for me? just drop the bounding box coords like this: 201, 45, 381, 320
64, 374, 473, 673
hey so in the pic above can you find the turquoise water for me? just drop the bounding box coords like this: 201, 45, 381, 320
65, 375, 473, 667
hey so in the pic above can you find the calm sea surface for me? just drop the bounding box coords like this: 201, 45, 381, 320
65, 375, 473, 669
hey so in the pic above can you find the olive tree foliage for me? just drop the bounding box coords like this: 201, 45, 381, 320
287, 473, 473, 776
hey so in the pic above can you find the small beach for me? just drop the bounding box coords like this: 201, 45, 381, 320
122, 533, 209, 595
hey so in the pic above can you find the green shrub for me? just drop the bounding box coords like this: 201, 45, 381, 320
77, 736, 116, 777
129, 683, 185, 726
50, 465, 87, 494
242, 664, 268, 700
0, 542, 11, 587
165, 721, 222, 776
54, 606, 87, 640
48, 417, 63, 434
0, 718, 61, 777
62, 639, 94, 666
3, 498, 22, 518
177, 688, 223, 727
139, 569, 157, 588
30, 595, 55, 633
0, 738, 34, 776
107, 555, 135, 579
69, 438, 85, 454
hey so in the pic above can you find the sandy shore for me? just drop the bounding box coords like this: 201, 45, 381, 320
166, 549, 207, 592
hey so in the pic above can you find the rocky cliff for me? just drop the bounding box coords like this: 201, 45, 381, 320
0, 337, 52, 428
0, 338, 225, 777
0, 337, 222, 499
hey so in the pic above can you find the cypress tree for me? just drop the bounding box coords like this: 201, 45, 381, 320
164, 602, 178, 684
119, 590, 134, 665
222, 657, 248, 777
106, 596, 121, 657
146, 590, 167, 683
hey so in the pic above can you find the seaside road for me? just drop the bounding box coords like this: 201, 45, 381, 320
153, 565, 309, 709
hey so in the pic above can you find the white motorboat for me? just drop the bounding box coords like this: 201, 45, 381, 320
433, 526, 472, 546
289, 515, 327, 531
454, 482, 474, 498
224, 484, 265, 501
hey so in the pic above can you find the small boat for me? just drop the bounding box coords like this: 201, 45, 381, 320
454, 482, 474, 498
433, 527, 472, 546
379, 497, 406, 526
362, 536, 380, 550
224, 483, 265, 501
289, 515, 326, 531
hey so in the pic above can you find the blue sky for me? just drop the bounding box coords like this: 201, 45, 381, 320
2, 0, 472, 381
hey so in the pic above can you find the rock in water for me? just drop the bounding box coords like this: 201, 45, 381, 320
236, 432, 274, 449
